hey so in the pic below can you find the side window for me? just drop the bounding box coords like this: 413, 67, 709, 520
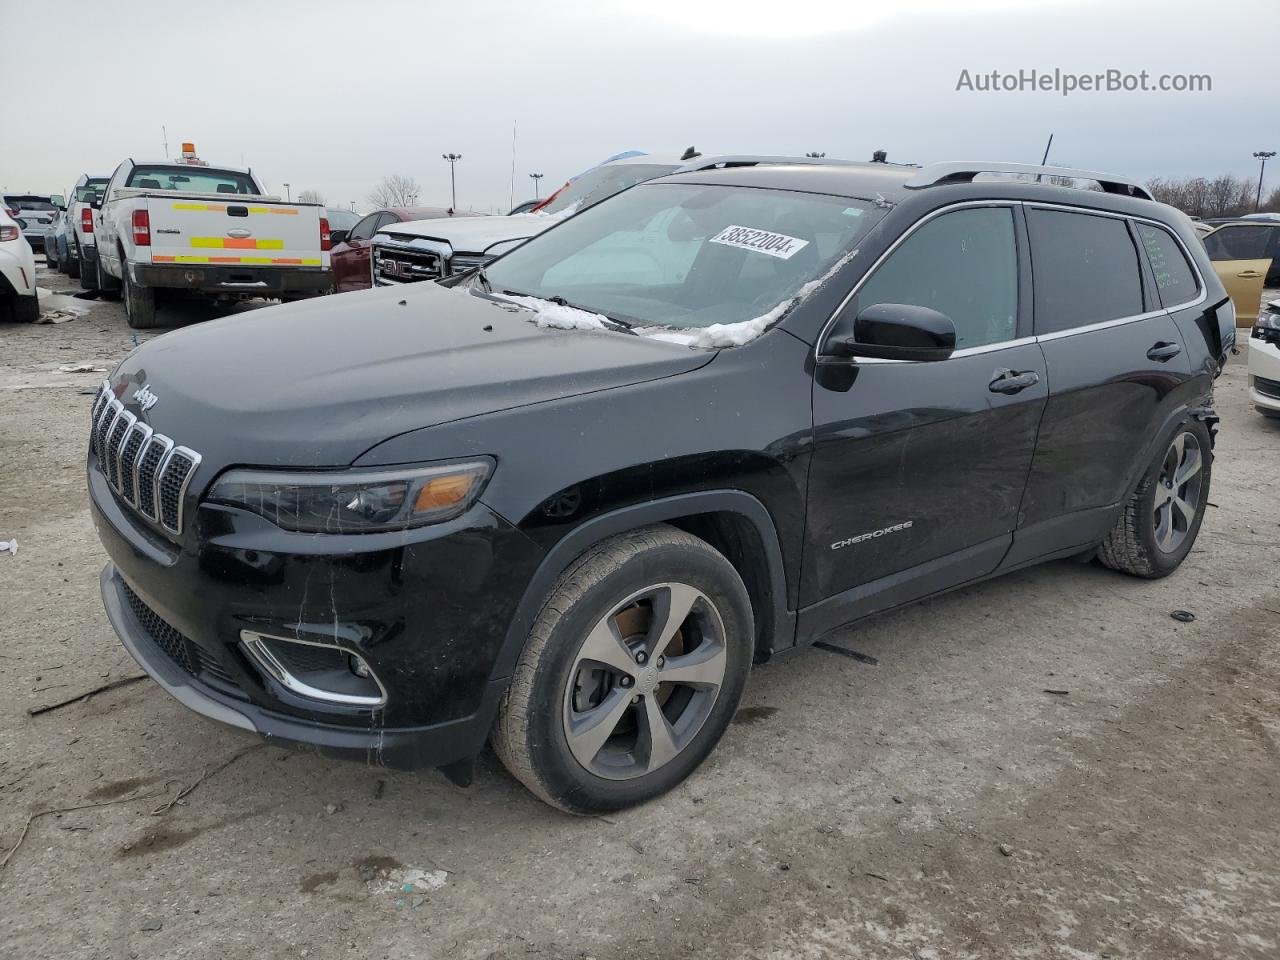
372, 212, 398, 232
855, 207, 1018, 349
1202, 224, 1272, 261
1027, 209, 1143, 334
1135, 223, 1200, 307
348, 214, 380, 242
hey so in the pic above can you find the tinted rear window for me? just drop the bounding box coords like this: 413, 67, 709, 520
126, 166, 258, 195
1135, 223, 1199, 307
1028, 209, 1143, 334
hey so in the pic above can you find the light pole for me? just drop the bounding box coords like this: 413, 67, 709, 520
282, 182, 291, 202
529, 172, 544, 199
1253, 151, 1276, 210
442, 154, 461, 210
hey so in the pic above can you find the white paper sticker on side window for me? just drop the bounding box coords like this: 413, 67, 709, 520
709, 225, 810, 260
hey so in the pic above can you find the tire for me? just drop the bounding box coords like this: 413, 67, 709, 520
96, 253, 120, 301
122, 267, 159, 328
13, 292, 40, 323
492, 524, 754, 814
1098, 418, 1212, 579
47, 241, 60, 272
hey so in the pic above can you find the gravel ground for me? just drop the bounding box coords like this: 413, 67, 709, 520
1, 264, 1278, 960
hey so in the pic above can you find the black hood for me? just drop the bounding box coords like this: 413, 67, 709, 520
110, 282, 711, 476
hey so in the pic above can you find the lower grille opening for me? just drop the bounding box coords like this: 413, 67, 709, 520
120, 580, 245, 699
1254, 375, 1280, 400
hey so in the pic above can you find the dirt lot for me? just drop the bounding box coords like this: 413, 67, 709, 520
1, 264, 1277, 960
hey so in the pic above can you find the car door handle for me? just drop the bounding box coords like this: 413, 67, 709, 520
988, 368, 1041, 394
1146, 341, 1182, 362
1236, 270, 1263, 278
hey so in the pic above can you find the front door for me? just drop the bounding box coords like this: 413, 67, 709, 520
803, 204, 1046, 611
332, 212, 384, 292
1202, 222, 1277, 325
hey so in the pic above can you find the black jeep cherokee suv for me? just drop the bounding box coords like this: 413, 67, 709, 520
89, 161, 1235, 813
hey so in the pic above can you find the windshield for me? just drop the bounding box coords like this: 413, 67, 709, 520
538, 163, 678, 216
125, 165, 259, 195
483, 182, 881, 334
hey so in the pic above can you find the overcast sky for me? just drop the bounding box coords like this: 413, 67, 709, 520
3, 0, 1276, 212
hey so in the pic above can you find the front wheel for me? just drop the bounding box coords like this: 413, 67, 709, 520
493, 525, 754, 814
1098, 419, 1212, 578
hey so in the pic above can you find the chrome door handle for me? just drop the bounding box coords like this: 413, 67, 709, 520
989, 368, 1041, 394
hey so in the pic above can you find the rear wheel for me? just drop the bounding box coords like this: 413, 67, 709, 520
1098, 419, 1212, 578
12, 292, 40, 323
122, 267, 159, 328
493, 525, 753, 814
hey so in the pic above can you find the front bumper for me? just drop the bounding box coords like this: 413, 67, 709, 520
130, 262, 331, 295
1247, 336, 1280, 411
90, 454, 545, 770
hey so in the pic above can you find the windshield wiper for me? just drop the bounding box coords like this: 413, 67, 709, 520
546, 295, 637, 333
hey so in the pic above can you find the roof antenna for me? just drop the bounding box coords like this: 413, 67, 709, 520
680, 146, 700, 161
1037, 133, 1054, 182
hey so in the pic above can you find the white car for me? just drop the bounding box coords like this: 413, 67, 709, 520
1249, 299, 1280, 419
0, 209, 39, 323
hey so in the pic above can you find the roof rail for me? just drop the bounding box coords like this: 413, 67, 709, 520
905, 162, 1153, 201
677, 154, 861, 173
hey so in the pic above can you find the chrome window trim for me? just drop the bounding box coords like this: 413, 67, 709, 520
815, 199, 1211, 365
239, 630, 387, 708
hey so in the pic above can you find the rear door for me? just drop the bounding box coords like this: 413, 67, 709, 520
1202, 224, 1276, 325
1016, 206, 1193, 551
803, 204, 1046, 610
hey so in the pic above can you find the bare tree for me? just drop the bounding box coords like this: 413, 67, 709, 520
1147, 174, 1255, 219
367, 175, 420, 208
1263, 186, 1280, 214
297, 188, 325, 205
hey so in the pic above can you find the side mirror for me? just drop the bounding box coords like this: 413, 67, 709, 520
329, 229, 349, 246
824, 303, 956, 362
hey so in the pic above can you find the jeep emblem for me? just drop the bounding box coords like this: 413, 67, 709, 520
132, 384, 160, 413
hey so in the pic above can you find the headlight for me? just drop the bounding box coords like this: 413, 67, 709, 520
206, 459, 493, 533
1254, 310, 1280, 332
449, 253, 492, 276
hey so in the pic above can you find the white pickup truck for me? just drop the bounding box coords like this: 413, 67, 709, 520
92, 146, 330, 328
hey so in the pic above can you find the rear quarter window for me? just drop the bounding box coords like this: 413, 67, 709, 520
1027, 209, 1143, 334
1135, 222, 1200, 307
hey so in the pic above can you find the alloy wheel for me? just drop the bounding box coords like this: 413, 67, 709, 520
1152, 431, 1204, 553
562, 582, 728, 780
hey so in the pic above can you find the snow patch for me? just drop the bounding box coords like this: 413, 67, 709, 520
498, 293, 611, 332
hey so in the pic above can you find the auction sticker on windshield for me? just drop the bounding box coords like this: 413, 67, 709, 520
709, 225, 810, 260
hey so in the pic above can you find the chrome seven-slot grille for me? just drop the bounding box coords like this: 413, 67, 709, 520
90, 381, 202, 536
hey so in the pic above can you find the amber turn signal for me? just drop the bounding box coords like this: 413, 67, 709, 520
414, 472, 480, 513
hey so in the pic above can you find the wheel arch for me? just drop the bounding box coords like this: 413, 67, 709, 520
489, 490, 795, 687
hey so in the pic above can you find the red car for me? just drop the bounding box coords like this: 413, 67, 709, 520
331, 207, 457, 292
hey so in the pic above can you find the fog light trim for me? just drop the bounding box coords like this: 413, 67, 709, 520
239, 630, 387, 708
